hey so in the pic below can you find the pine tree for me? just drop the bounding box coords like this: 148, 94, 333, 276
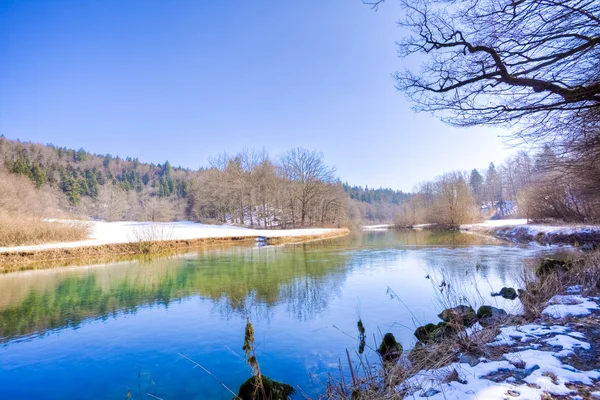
30, 164, 47, 188
62, 176, 81, 205
469, 169, 483, 202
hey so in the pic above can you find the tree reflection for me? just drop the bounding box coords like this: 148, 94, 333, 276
0, 245, 350, 342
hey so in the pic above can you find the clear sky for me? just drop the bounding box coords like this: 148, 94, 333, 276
0, 0, 516, 191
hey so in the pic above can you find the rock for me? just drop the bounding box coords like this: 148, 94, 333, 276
491, 287, 518, 300
438, 305, 477, 327
414, 323, 438, 343
377, 332, 403, 362
536, 258, 572, 277
421, 388, 441, 397
237, 375, 295, 400
476, 305, 507, 326
458, 353, 481, 367
414, 322, 454, 343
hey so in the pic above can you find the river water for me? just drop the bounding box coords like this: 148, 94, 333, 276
0, 230, 565, 399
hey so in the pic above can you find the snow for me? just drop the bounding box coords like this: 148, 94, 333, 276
400, 295, 600, 399
543, 335, 591, 351
0, 220, 345, 253
464, 219, 600, 234
362, 224, 391, 230
542, 295, 599, 318
507, 349, 600, 396
465, 219, 528, 228
461, 219, 600, 245
489, 324, 569, 347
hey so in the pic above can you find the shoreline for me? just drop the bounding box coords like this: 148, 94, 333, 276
365, 220, 600, 247
0, 225, 350, 273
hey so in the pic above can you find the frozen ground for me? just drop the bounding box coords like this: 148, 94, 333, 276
0, 220, 344, 253
400, 286, 600, 399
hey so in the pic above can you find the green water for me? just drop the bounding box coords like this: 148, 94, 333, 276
0, 230, 562, 399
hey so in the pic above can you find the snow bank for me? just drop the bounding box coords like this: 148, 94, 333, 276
461, 219, 600, 245
0, 220, 344, 253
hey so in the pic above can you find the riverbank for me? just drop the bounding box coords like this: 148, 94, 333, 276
395, 286, 600, 399
461, 219, 600, 247
367, 220, 600, 247
334, 250, 600, 399
0, 221, 349, 273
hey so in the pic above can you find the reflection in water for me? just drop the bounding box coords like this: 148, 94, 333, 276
0, 244, 350, 342
0, 231, 567, 400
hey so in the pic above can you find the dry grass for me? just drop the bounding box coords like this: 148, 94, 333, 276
518, 251, 600, 319
128, 223, 175, 254
317, 320, 508, 400
0, 215, 89, 247
0, 170, 89, 247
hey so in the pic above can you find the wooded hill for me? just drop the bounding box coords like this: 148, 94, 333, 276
0, 137, 404, 226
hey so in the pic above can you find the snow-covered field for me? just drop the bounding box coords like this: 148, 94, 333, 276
401, 286, 600, 399
0, 220, 344, 253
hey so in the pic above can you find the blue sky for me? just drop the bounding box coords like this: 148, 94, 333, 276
0, 0, 516, 191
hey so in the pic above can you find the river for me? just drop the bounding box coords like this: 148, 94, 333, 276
0, 230, 567, 399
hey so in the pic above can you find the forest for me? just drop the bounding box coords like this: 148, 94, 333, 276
0, 137, 407, 238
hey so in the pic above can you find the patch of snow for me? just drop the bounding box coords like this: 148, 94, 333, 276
544, 335, 591, 351
489, 324, 569, 347
566, 285, 583, 294
506, 349, 600, 396
0, 220, 345, 253
361, 224, 391, 230
464, 322, 483, 336
542, 295, 599, 318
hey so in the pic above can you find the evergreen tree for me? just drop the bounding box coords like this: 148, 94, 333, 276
61, 176, 81, 205
31, 164, 47, 188
469, 169, 483, 202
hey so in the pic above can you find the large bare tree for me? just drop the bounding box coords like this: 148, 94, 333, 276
368, 0, 600, 143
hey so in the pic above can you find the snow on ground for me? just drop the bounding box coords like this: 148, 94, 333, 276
399, 291, 600, 399
362, 224, 392, 230
461, 219, 600, 245
464, 219, 529, 228
542, 294, 600, 318
462, 219, 600, 234
0, 220, 344, 253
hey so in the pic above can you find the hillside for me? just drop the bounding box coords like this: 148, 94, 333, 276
0, 137, 404, 234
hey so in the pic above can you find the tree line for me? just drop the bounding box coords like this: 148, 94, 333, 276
396, 146, 600, 226
1, 137, 402, 227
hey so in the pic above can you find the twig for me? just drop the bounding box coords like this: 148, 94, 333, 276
346, 349, 357, 388
178, 353, 239, 398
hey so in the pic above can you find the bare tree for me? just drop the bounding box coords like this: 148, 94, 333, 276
280, 148, 336, 227
433, 172, 478, 225
385, 0, 600, 144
